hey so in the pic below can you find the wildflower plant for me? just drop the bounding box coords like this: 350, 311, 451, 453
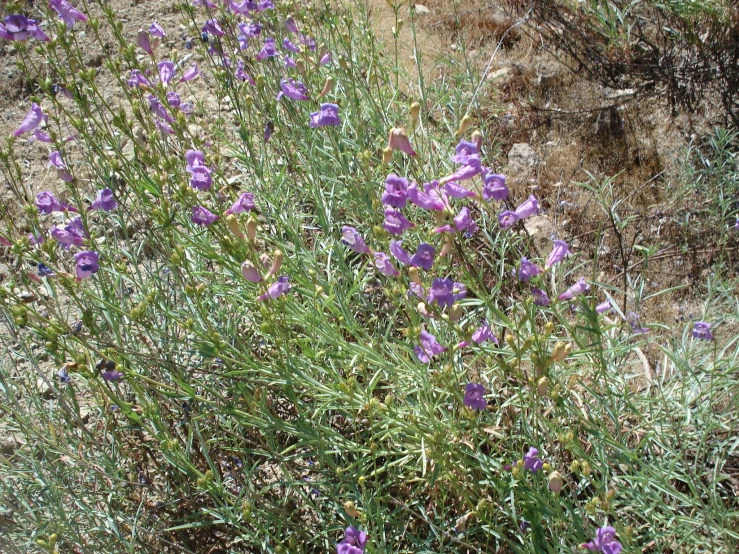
0, 0, 737, 553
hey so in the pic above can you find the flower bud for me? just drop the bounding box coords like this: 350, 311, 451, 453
544, 321, 554, 335
471, 130, 483, 152
551, 341, 571, 361
241, 260, 262, 283
449, 304, 464, 321
338, 55, 348, 70
417, 302, 432, 318
537, 376, 549, 396
267, 249, 283, 277
382, 146, 393, 165
387, 127, 416, 156
505, 334, 516, 348
410, 101, 420, 125
548, 470, 564, 494
455, 114, 473, 138
439, 238, 454, 257
343, 500, 360, 518
318, 76, 335, 97
246, 216, 258, 242
407, 266, 422, 285
226, 214, 245, 239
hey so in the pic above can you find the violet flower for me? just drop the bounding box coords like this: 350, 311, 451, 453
472, 322, 498, 344
36, 191, 65, 214
482, 173, 508, 202
282, 38, 300, 53
256, 37, 277, 59
337, 526, 367, 554
51, 218, 86, 249
158, 61, 176, 87
518, 257, 542, 282
310, 103, 341, 128
341, 226, 370, 255
138, 30, 153, 55
514, 195, 540, 219
319, 52, 331, 65
428, 278, 455, 308
692, 321, 714, 341
463, 383, 487, 410
127, 69, 151, 89
202, 19, 225, 37
284, 56, 297, 69
49, 151, 73, 182
179, 64, 200, 83
408, 183, 445, 211
582, 526, 622, 554
453, 207, 478, 234
280, 78, 309, 101
498, 210, 518, 230
523, 447, 543, 472
545, 240, 570, 269
235, 62, 256, 85
441, 155, 481, 182
14, 102, 45, 137
74, 250, 99, 280
383, 208, 413, 236
285, 18, 299, 33
410, 243, 435, 270
387, 127, 416, 156
225, 192, 256, 215
595, 300, 612, 314
185, 150, 213, 191
558, 277, 589, 301
241, 261, 262, 283
444, 181, 476, 199
50, 0, 88, 28
191, 206, 219, 226
299, 33, 316, 50
0, 15, 49, 42
532, 288, 551, 307
149, 22, 166, 37
389, 240, 411, 265
238, 21, 261, 39
627, 311, 649, 334
414, 330, 447, 363
381, 174, 409, 208
451, 138, 478, 164
256, 276, 291, 301
89, 188, 118, 211
374, 252, 399, 276
102, 367, 123, 381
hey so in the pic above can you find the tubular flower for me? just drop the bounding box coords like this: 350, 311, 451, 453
532, 288, 551, 307
498, 210, 518, 230
523, 447, 543, 473
191, 206, 219, 226
185, 150, 213, 191
692, 321, 714, 341
337, 526, 367, 554
514, 195, 540, 219
471, 322, 497, 344
74, 250, 99, 280
50, 0, 89, 28
482, 173, 508, 201
545, 240, 571, 269
381, 174, 409, 208
256, 276, 291, 301
0, 15, 49, 42
310, 103, 341, 128
463, 383, 487, 410
410, 243, 435, 270
89, 188, 118, 211
414, 329, 446, 363
373, 252, 399, 276
557, 277, 590, 301
225, 192, 256, 215
341, 226, 370, 255
14, 102, 46, 137
383, 208, 414, 236
581, 526, 622, 554
387, 127, 416, 156
517, 257, 542, 282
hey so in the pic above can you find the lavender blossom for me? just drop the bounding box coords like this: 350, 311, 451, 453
389, 240, 411, 265
595, 300, 612, 314
451, 138, 478, 165
407, 183, 445, 211
471, 322, 498, 344
381, 174, 409, 208
74, 250, 99, 280
13, 102, 45, 137
149, 22, 166, 37
310, 103, 341, 128
0, 15, 49, 42
337, 526, 367, 554
50, 0, 89, 28
517, 257, 542, 282
179, 64, 200, 83
191, 206, 219, 226
89, 188, 118, 211
582, 526, 622, 554
279, 78, 309, 101
202, 19, 225, 37
158, 61, 175, 87
185, 150, 213, 191
463, 383, 487, 410
498, 210, 518, 230
374, 252, 399, 277
341, 226, 370, 255
256, 276, 291, 301
443, 181, 476, 199
256, 37, 277, 59
225, 192, 256, 215
410, 243, 435, 270
49, 151, 73, 182
692, 321, 714, 341
36, 191, 65, 214
383, 208, 413, 236
482, 173, 508, 201
427, 278, 455, 308
453, 207, 478, 234
523, 447, 543, 472
545, 240, 571, 269
532, 288, 551, 307
514, 195, 540, 219
414, 330, 447, 363
282, 38, 300, 53
558, 277, 590, 301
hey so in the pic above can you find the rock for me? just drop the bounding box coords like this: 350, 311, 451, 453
487, 67, 511, 82
37, 378, 55, 399
508, 143, 540, 173
414, 4, 430, 14
523, 215, 553, 253
0, 432, 24, 455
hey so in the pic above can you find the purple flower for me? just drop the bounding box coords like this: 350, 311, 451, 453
14, 102, 45, 137
518, 257, 542, 282
74, 250, 99, 280
149, 22, 166, 38
36, 191, 65, 214
523, 447, 543, 472
453, 207, 478, 234
300, 33, 316, 50
282, 38, 300, 53
264, 121, 274, 142
532, 288, 551, 307
235, 62, 256, 85
148, 95, 174, 123
102, 367, 123, 381
51, 217, 86, 249
408, 183, 445, 211
428, 277, 455, 308
137, 30, 153, 56
179, 64, 200, 83
414, 330, 447, 363
319, 51, 331, 65
0, 15, 49, 42
310, 103, 341, 128
238, 21, 261, 39
158, 61, 176, 87
451, 139, 478, 164
627, 311, 649, 334
50, 0, 88, 28
341, 226, 370, 255
514, 195, 540, 219
127, 69, 151, 89
582, 526, 622, 554
471, 323, 498, 344
166, 91, 182, 109
442, 156, 482, 182
381, 174, 409, 208
595, 300, 612, 314
185, 150, 213, 191
482, 173, 508, 201
692, 321, 714, 341
256, 37, 277, 59
225, 192, 256, 215
545, 240, 571, 269
374, 252, 399, 277
256, 276, 291, 301
191, 206, 219, 226
443, 181, 476, 199
31, 129, 52, 143
337, 526, 367, 554
280, 78, 309, 101
202, 19, 224, 37
49, 151, 73, 182
463, 383, 487, 410
89, 188, 118, 211
498, 210, 518, 230
558, 277, 590, 301
241, 261, 262, 283
284, 56, 297, 69
390, 240, 411, 265
285, 18, 299, 33
383, 208, 413, 236
410, 243, 435, 271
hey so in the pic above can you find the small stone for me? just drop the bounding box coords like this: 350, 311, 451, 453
508, 143, 540, 172
414, 4, 430, 14
487, 67, 511, 82
37, 378, 55, 399
523, 215, 553, 253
